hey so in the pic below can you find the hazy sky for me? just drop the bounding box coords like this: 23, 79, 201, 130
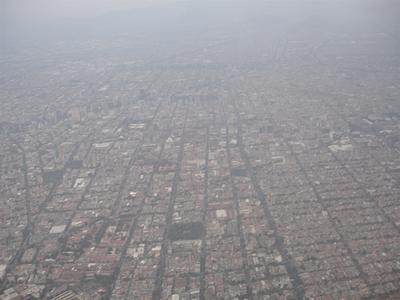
6, 0, 182, 20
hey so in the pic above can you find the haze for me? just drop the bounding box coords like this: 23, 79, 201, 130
6, 0, 182, 19
1, 0, 400, 299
